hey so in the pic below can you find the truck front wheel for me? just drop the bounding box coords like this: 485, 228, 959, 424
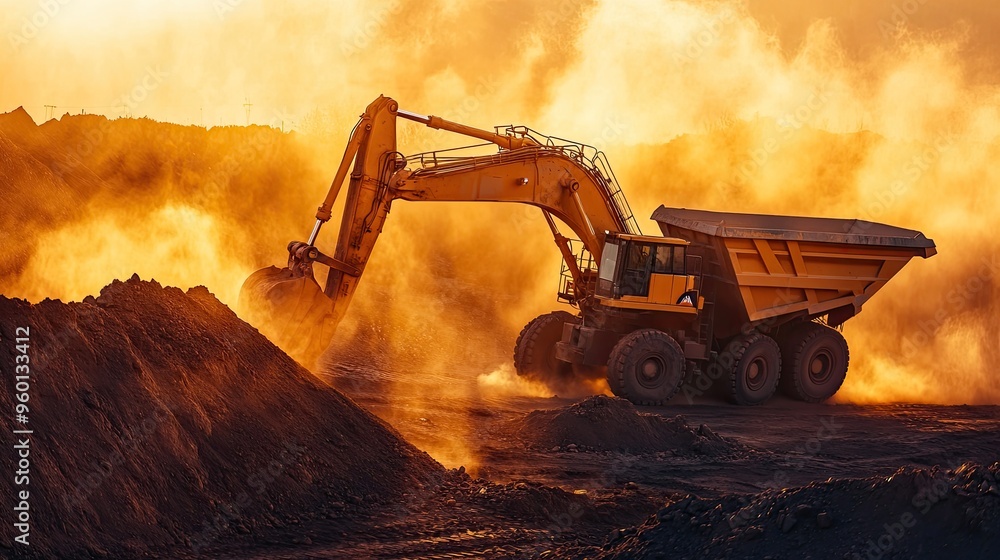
607, 329, 685, 406
778, 323, 849, 403
727, 332, 782, 405
513, 311, 577, 389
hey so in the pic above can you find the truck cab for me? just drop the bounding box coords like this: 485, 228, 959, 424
553, 232, 708, 375
595, 233, 702, 313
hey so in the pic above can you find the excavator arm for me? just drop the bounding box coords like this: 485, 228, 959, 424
238, 95, 638, 364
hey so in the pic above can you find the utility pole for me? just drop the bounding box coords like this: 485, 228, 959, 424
243, 98, 252, 126
44, 105, 56, 120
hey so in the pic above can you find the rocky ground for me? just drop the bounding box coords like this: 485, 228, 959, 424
2, 110, 998, 558
310, 356, 1000, 559
5, 277, 997, 559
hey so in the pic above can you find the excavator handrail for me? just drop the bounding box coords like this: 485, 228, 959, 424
404, 138, 641, 237
496, 125, 641, 236
404, 141, 500, 168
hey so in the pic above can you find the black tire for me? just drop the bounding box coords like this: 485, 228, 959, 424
513, 311, 577, 387
607, 329, 685, 405
727, 332, 781, 406
778, 323, 849, 403
606, 362, 624, 397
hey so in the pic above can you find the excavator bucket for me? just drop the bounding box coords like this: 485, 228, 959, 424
237, 266, 336, 367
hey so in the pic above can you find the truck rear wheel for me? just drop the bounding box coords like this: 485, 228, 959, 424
727, 332, 781, 405
513, 311, 577, 388
778, 323, 849, 403
607, 329, 685, 406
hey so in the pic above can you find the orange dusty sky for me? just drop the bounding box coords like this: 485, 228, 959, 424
2, 1, 999, 405
1, 0, 998, 133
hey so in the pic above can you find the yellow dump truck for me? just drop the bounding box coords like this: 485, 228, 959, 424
553, 207, 936, 405
240, 95, 935, 407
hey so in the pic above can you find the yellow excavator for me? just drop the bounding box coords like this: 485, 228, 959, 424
240, 95, 935, 406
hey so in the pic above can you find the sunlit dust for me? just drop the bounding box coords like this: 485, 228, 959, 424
2, 0, 999, 406
10, 204, 254, 304
477, 364, 554, 399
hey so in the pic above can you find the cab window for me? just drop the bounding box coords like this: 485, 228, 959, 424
620, 242, 652, 296
672, 246, 685, 274
598, 241, 619, 282
653, 245, 672, 274
626, 243, 651, 272
652, 245, 686, 275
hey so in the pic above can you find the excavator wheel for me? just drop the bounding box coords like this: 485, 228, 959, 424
605, 362, 624, 397
513, 311, 578, 390
778, 323, 849, 403
606, 329, 685, 406
726, 332, 781, 406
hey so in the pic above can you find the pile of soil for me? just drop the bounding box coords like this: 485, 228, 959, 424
514, 396, 742, 456
589, 462, 1000, 559
0, 276, 441, 559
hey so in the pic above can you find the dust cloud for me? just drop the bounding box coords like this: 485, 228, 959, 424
1, 0, 998, 427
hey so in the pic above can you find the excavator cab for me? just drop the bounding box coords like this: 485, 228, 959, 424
595, 233, 702, 313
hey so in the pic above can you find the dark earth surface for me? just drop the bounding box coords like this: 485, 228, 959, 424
1, 111, 998, 558
305, 353, 1000, 559
1, 281, 998, 559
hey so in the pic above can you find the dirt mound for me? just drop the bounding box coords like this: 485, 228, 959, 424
592, 462, 1000, 559
0, 276, 441, 559
514, 396, 742, 456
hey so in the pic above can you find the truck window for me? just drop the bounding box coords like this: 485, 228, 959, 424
621, 242, 652, 296
598, 241, 619, 282
626, 243, 650, 272
653, 245, 672, 274
672, 246, 685, 274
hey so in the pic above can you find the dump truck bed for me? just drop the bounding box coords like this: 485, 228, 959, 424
653, 206, 936, 337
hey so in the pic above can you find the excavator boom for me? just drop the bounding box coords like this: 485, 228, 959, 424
238, 95, 638, 365
238, 94, 934, 409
